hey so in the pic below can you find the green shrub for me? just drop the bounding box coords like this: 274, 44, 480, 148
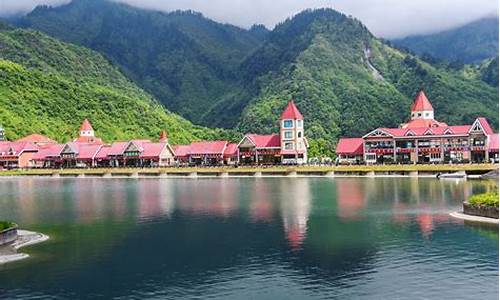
0, 221, 15, 231
469, 192, 499, 208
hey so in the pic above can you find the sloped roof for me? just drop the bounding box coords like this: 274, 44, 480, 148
140, 142, 167, 158
16, 134, 57, 145
75, 144, 102, 160
188, 141, 228, 155
401, 118, 447, 129
381, 125, 471, 138
223, 143, 239, 157
74, 136, 103, 145
172, 145, 191, 157
33, 144, 65, 159
245, 134, 281, 148
489, 133, 499, 151
477, 117, 494, 135
336, 138, 364, 155
411, 91, 433, 111
106, 142, 130, 156
80, 119, 93, 131
0, 141, 38, 157
280, 101, 303, 120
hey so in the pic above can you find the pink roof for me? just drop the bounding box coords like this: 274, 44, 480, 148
380, 125, 471, 138
80, 119, 93, 131
75, 144, 102, 160
401, 118, 447, 129
489, 134, 499, 151
140, 142, 167, 158
33, 144, 65, 160
280, 101, 303, 120
188, 141, 228, 155
411, 91, 433, 111
16, 134, 57, 145
74, 136, 103, 145
106, 142, 129, 156
173, 145, 191, 157
223, 143, 239, 157
0, 141, 38, 157
336, 138, 364, 155
246, 134, 281, 148
477, 118, 494, 135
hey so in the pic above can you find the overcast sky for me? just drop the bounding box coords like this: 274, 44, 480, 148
0, 0, 498, 38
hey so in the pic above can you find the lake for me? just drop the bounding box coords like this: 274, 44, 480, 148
0, 177, 497, 299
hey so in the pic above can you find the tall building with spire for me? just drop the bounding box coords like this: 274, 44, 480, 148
280, 101, 308, 164
74, 119, 103, 144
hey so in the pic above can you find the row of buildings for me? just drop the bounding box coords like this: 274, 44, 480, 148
0, 101, 309, 169
336, 91, 499, 164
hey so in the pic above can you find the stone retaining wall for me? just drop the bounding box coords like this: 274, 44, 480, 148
463, 202, 499, 219
0, 224, 18, 246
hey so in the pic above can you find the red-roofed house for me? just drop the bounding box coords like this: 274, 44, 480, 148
488, 133, 499, 162
173, 141, 231, 165
337, 90, 498, 164
32, 144, 65, 168
336, 138, 364, 164
238, 101, 308, 165
0, 141, 38, 169
73, 119, 103, 144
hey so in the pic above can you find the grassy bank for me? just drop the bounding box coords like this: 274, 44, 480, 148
469, 192, 499, 208
0, 164, 497, 176
0, 221, 16, 231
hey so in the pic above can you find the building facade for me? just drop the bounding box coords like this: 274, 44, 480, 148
237, 101, 308, 165
336, 91, 499, 164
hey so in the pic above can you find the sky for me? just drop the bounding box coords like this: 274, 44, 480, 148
0, 0, 498, 38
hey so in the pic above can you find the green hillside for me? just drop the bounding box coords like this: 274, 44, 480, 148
19, 0, 267, 124
235, 10, 498, 154
14, 4, 499, 156
0, 27, 230, 143
392, 17, 499, 64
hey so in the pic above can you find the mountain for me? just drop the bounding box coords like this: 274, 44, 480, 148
0, 26, 229, 143
231, 9, 498, 154
18, 0, 267, 125
392, 17, 499, 64
14, 3, 498, 156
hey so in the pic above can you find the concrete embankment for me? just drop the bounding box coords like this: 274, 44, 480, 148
0, 164, 497, 179
0, 230, 49, 265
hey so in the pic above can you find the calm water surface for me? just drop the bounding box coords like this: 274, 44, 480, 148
0, 177, 497, 299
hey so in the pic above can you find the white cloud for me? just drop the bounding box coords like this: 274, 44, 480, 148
0, 0, 498, 38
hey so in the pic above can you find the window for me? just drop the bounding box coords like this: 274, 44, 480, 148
284, 131, 293, 139
425, 113, 430, 117
298, 131, 302, 138
283, 120, 293, 128
297, 120, 303, 128
285, 142, 294, 150
417, 113, 422, 117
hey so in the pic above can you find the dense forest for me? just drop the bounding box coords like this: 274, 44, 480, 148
2, 0, 497, 157
392, 17, 499, 64
0, 26, 233, 143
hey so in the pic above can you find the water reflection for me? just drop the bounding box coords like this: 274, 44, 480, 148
0, 177, 497, 299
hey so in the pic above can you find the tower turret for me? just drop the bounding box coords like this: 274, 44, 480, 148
280, 101, 307, 164
411, 90, 434, 120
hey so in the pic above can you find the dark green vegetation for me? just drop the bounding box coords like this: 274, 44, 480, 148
392, 17, 499, 64
19, 0, 268, 124
0, 26, 233, 143
8, 2, 499, 156
469, 192, 499, 208
0, 221, 15, 231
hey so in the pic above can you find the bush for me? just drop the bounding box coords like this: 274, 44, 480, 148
469, 192, 499, 208
0, 221, 15, 231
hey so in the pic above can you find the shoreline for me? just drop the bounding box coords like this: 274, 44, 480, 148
449, 212, 499, 225
0, 164, 497, 179
0, 230, 49, 265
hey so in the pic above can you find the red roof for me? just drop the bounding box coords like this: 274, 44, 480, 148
280, 101, 303, 120
80, 119, 93, 131
172, 145, 191, 158
74, 136, 103, 144
477, 118, 494, 135
0, 141, 38, 157
75, 144, 102, 160
105, 142, 129, 156
33, 144, 65, 160
411, 91, 433, 111
401, 118, 447, 129
223, 143, 239, 157
245, 134, 281, 148
380, 125, 471, 138
140, 142, 167, 158
188, 141, 228, 155
336, 138, 364, 155
95, 145, 112, 159
489, 134, 499, 151
16, 134, 57, 145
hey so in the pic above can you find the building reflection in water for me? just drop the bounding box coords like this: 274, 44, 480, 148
280, 179, 311, 250
249, 180, 275, 223
336, 178, 366, 220
137, 179, 175, 219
